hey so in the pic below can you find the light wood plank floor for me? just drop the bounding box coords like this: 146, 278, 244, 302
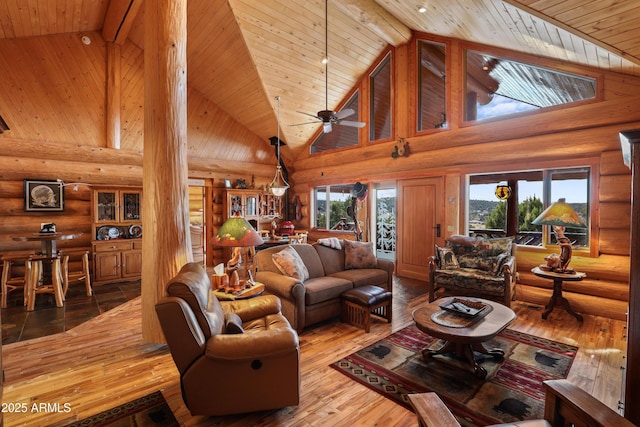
3, 277, 626, 426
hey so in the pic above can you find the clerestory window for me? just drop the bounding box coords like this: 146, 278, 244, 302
310, 91, 360, 154
417, 40, 447, 131
464, 50, 597, 122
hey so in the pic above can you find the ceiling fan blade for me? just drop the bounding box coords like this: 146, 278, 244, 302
338, 120, 366, 128
335, 108, 355, 119
297, 111, 322, 120
323, 122, 333, 133
290, 120, 321, 127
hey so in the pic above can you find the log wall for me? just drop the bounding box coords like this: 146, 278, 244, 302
290, 39, 640, 320
0, 34, 277, 280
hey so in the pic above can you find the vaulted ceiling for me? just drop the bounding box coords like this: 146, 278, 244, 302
1, 0, 639, 161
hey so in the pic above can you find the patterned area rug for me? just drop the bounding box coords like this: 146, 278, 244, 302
331, 325, 577, 426
67, 391, 178, 427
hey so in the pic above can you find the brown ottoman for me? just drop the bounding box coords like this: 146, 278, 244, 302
341, 285, 392, 332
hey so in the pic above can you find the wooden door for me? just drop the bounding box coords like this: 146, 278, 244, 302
396, 177, 443, 279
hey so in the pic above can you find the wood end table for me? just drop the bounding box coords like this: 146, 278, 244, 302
531, 266, 586, 322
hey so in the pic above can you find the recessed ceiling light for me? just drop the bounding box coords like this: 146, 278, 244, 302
417, 5, 427, 13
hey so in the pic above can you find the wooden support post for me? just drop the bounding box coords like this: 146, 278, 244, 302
142, 0, 192, 343
620, 129, 640, 425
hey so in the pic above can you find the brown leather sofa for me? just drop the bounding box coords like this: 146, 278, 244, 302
255, 241, 394, 333
155, 262, 300, 416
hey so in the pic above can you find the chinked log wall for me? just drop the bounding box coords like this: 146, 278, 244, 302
291, 40, 640, 321
0, 140, 271, 275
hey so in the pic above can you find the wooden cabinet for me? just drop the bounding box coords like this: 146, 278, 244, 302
91, 188, 142, 285
94, 189, 142, 224
260, 193, 283, 219
223, 189, 283, 230
224, 189, 260, 224
93, 240, 142, 283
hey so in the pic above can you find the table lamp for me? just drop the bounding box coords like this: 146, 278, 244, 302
532, 198, 586, 273
213, 214, 264, 282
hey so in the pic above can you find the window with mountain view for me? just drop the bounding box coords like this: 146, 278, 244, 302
417, 40, 447, 131
313, 183, 355, 230
467, 167, 590, 248
310, 91, 360, 154
464, 50, 597, 122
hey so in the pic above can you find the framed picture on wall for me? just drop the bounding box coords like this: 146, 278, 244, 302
24, 179, 64, 212
224, 179, 232, 189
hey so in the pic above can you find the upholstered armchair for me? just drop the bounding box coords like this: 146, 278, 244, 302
155, 262, 300, 416
428, 235, 517, 307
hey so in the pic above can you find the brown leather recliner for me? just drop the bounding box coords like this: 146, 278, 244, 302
155, 262, 300, 416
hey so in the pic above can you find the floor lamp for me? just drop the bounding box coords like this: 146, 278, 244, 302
213, 215, 264, 283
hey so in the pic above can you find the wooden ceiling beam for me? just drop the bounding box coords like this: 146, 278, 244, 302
102, 0, 144, 44
334, 0, 412, 46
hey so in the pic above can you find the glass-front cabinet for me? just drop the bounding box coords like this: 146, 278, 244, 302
94, 190, 141, 223
224, 189, 260, 223
91, 188, 143, 285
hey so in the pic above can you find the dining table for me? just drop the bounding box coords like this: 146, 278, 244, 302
12, 232, 83, 283
12, 232, 83, 257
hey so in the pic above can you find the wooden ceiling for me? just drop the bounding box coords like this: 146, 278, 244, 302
0, 0, 639, 160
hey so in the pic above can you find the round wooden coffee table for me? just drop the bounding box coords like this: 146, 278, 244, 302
412, 297, 516, 378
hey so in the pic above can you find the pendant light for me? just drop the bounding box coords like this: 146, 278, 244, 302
269, 95, 289, 197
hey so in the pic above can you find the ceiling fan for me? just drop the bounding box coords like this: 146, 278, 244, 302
292, 0, 365, 134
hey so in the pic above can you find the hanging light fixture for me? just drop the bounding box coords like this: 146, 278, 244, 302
269, 96, 290, 197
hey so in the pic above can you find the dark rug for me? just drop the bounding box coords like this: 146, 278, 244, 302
67, 391, 178, 427
330, 325, 577, 426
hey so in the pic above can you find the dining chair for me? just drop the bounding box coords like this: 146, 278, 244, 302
0, 254, 31, 308
60, 251, 92, 297
26, 254, 64, 311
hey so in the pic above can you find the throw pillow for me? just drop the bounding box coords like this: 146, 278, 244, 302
224, 312, 244, 334
493, 252, 510, 276
436, 246, 460, 270
272, 246, 310, 281
344, 240, 377, 269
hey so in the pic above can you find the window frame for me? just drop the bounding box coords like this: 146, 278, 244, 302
311, 183, 358, 233
459, 42, 602, 127
309, 89, 362, 155
368, 50, 394, 143
416, 38, 448, 134
464, 160, 599, 258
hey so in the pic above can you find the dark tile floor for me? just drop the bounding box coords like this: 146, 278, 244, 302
1, 279, 141, 344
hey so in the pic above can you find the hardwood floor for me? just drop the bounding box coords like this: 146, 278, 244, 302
2, 276, 626, 426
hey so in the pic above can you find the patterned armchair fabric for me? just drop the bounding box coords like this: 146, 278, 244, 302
428, 235, 517, 307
